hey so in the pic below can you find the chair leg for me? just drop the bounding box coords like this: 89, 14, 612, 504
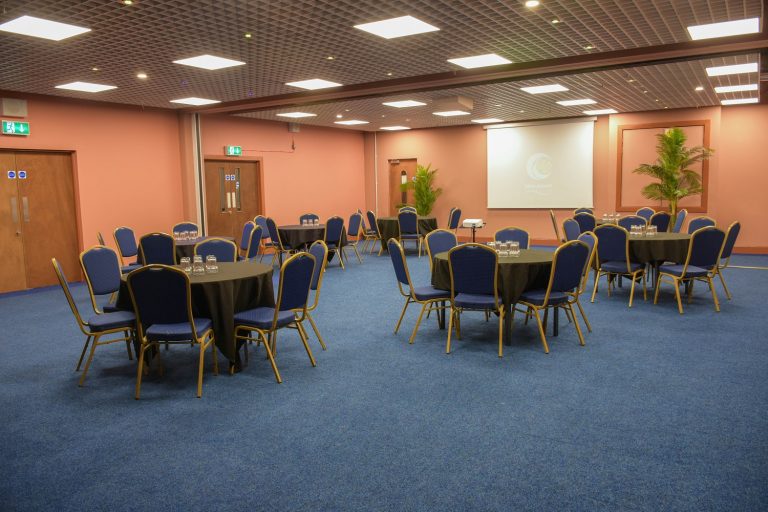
306, 312, 327, 350
446, 308, 455, 354
394, 297, 411, 334
717, 269, 732, 300
687, 279, 694, 304
628, 274, 637, 308
296, 321, 317, 367
673, 277, 684, 314
79, 334, 101, 386
196, 340, 206, 398
497, 309, 504, 358
124, 331, 133, 360
135, 342, 147, 400
210, 335, 219, 375
76, 335, 92, 371
353, 244, 363, 263
455, 311, 462, 340
591, 271, 600, 303
708, 277, 721, 312
337, 249, 345, 270
575, 299, 592, 333
409, 302, 429, 344
532, 308, 550, 354
260, 331, 282, 383
568, 304, 585, 346
653, 274, 662, 304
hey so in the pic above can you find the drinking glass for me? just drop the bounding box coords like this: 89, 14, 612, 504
192, 255, 204, 275
180, 257, 192, 272
205, 255, 217, 273
648, 225, 657, 237
510, 241, 520, 257
314, 219, 319, 226
191, 229, 198, 239
179, 230, 188, 241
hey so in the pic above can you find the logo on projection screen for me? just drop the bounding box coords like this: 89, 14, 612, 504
525, 153, 554, 196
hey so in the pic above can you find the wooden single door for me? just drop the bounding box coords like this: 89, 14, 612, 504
204, 160, 262, 241
0, 151, 80, 292
389, 158, 417, 215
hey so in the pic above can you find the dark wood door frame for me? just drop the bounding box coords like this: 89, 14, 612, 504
202, 156, 265, 235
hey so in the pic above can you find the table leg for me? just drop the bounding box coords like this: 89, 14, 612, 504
437, 301, 446, 330
553, 307, 559, 337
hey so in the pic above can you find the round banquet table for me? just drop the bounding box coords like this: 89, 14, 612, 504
628, 232, 690, 264
278, 224, 347, 250
377, 216, 437, 251
174, 236, 236, 262
431, 248, 554, 344
116, 261, 274, 364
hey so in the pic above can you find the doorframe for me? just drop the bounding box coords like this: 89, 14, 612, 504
201, 156, 265, 235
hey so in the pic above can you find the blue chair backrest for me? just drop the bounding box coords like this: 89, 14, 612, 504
195, 238, 237, 262
300, 213, 319, 224
140, 233, 175, 265
173, 222, 198, 234
398, 211, 418, 235
688, 217, 715, 234
563, 219, 581, 241
114, 227, 138, 258
348, 213, 362, 237
81, 246, 122, 295
721, 222, 740, 260
574, 208, 593, 215
650, 211, 671, 232
246, 226, 263, 260
595, 225, 628, 263
254, 216, 270, 239
399, 206, 417, 213
127, 265, 190, 330
265, 217, 281, 246
577, 232, 596, 261
618, 215, 646, 230
448, 244, 497, 296
688, 227, 725, 270
276, 253, 314, 311
550, 241, 590, 293
308, 241, 328, 290
672, 209, 687, 233
324, 216, 344, 243
636, 207, 655, 221
387, 239, 411, 287
240, 221, 255, 251
495, 227, 529, 248
426, 230, 457, 259
573, 213, 596, 233
366, 211, 380, 236
448, 208, 462, 229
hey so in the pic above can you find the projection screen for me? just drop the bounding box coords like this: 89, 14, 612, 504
486, 119, 594, 208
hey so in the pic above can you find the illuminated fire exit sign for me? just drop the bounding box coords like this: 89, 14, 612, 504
2, 120, 30, 136
225, 145, 242, 156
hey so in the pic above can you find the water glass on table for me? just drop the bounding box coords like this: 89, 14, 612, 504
192, 255, 204, 275
190, 229, 199, 239
509, 241, 520, 257
180, 257, 192, 272
205, 255, 218, 273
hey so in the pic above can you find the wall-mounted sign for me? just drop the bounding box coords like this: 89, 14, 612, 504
2, 120, 30, 136
225, 145, 242, 156
18, 170, 27, 179
7, 170, 15, 179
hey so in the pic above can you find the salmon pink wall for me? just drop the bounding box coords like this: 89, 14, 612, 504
369, 104, 767, 250
0, 94, 184, 251
200, 115, 366, 225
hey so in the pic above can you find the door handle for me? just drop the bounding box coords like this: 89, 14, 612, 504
22, 196, 30, 222
10, 197, 19, 224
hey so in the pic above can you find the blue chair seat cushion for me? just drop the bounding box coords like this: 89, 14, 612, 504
400, 233, 420, 240
659, 264, 709, 278
102, 303, 123, 313
145, 318, 213, 341
234, 307, 295, 330
87, 310, 135, 332
121, 263, 142, 274
454, 293, 498, 309
413, 285, 450, 301
326, 241, 341, 248
600, 261, 643, 274
519, 290, 570, 306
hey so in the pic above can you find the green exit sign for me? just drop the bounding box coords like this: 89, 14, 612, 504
2, 120, 30, 136
225, 145, 242, 156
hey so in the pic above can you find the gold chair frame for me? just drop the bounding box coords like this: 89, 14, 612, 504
127, 264, 218, 399
686, 215, 717, 234
494, 226, 530, 248
194, 237, 239, 262
342, 213, 365, 264
113, 226, 139, 268
304, 241, 330, 350
362, 211, 384, 256
397, 213, 424, 258
715, 221, 740, 300
266, 217, 295, 267
424, 229, 458, 271
138, 232, 177, 265
323, 216, 347, 270
591, 225, 647, 307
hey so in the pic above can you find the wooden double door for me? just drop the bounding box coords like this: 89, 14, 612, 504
0, 151, 80, 292
389, 158, 417, 215
203, 160, 262, 241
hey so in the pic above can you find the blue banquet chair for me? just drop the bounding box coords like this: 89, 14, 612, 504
139, 232, 176, 265
446, 243, 505, 357
113, 226, 142, 273
574, 231, 597, 333
242, 225, 263, 262
573, 212, 596, 233
672, 209, 688, 233
234, 252, 318, 381
304, 241, 330, 350
194, 237, 238, 262
573, 208, 593, 215
238, 221, 255, 259
447, 208, 462, 232
388, 239, 450, 344
324, 216, 346, 269
343, 212, 365, 264
424, 229, 458, 270
299, 213, 319, 224
172, 221, 199, 235
494, 227, 530, 248
80, 246, 124, 314
364, 210, 383, 255
562, 219, 581, 242
687, 216, 716, 234
636, 207, 655, 222
127, 265, 218, 398
515, 240, 591, 352
715, 221, 740, 300
52, 258, 135, 387
254, 215, 272, 258
399, 206, 417, 213
654, 226, 725, 314
266, 216, 294, 266
618, 215, 647, 231
398, 210, 423, 257
649, 211, 671, 232
592, 224, 646, 307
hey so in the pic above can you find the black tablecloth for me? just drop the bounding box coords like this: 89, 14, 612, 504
431, 249, 553, 308
629, 233, 690, 263
378, 216, 438, 251
278, 224, 347, 249
116, 262, 274, 362
174, 236, 236, 262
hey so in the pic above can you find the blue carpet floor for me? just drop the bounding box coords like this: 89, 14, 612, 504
1, 249, 767, 511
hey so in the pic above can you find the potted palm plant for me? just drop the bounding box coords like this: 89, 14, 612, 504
408, 163, 442, 216
632, 127, 713, 227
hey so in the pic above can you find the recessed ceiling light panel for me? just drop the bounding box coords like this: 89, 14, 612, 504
354, 15, 439, 39
170, 97, 221, 105
447, 54, 512, 69
687, 17, 760, 40
433, 110, 470, 117
471, 118, 504, 124
286, 78, 342, 90
705, 63, 758, 77
0, 15, 90, 41
383, 100, 427, 108
55, 81, 116, 93
334, 120, 369, 125
721, 98, 759, 105
276, 112, 317, 118
713, 84, 758, 93
380, 126, 410, 131
521, 84, 569, 94
583, 109, 618, 115
556, 99, 596, 106
173, 54, 245, 70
